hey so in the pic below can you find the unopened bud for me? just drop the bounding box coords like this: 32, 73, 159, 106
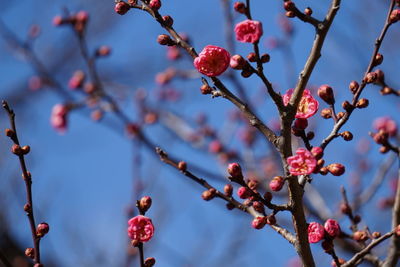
224, 184, 233, 196
200, 84, 212, 94
36, 222, 49, 237
114, 2, 130, 15
252, 216, 267, 229
364, 72, 377, 83
356, 98, 369, 109
5, 128, 14, 137
21, 145, 30, 155
24, 203, 32, 213
202, 188, 216, 201
247, 52, 256, 62
321, 108, 332, 119
234, 2, 246, 14
395, 224, 400, 236
321, 240, 333, 253
285, 11, 295, 18
260, 54, 270, 63
340, 202, 351, 215
162, 15, 173, 27
311, 147, 324, 159
336, 112, 345, 120
269, 176, 284, 192
25, 248, 35, 258
227, 163, 243, 179
353, 230, 368, 242
349, 81, 359, 93
230, 55, 247, 70
139, 196, 152, 212
226, 202, 235, 210
144, 257, 156, 267
157, 34, 173, 46
263, 192, 272, 202
372, 232, 381, 239
389, 9, 400, 23
304, 7, 313, 16
374, 53, 384, 66
267, 214, 276, 225
340, 131, 353, 141
341, 100, 353, 112
11, 144, 23, 155
318, 85, 335, 105
178, 161, 187, 171
252, 201, 265, 213
284, 1, 295, 11
327, 163, 345, 176
237, 186, 252, 199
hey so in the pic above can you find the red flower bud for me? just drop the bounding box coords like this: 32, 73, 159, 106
234, 2, 246, 13
115, 2, 130, 15
227, 163, 243, 179
252, 216, 267, 229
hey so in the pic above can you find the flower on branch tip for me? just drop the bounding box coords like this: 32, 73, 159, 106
287, 148, 317, 175
282, 89, 319, 119
324, 219, 340, 238
308, 222, 325, 243
234, 20, 263, 44
193, 45, 230, 77
373, 116, 397, 137
127, 215, 155, 242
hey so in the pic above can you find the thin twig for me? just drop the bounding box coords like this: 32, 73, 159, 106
2, 101, 42, 265
342, 230, 394, 267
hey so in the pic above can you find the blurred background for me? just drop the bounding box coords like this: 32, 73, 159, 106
0, 0, 399, 266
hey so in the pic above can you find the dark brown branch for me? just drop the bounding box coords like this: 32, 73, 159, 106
2, 101, 42, 265
320, 0, 396, 149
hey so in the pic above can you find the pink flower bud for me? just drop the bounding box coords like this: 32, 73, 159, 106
311, 147, 324, 160
115, 2, 130, 15
324, 219, 340, 238
227, 163, 243, 178
287, 148, 317, 175
127, 215, 155, 242
230, 55, 247, 70
233, 2, 246, 14
194, 45, 230, 77
149, 0, 161, 10
282, 89, 319, 119
389, 9, 400, 23
308, 222, 325, 243
252, 216, 267, 229
235, 20, 263, 44
36, 222, 50, 237
50, 104, 68, 133
237, 186, 252, 199
269, 176, 284, 192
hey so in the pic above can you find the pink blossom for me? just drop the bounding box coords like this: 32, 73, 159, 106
308, 222, 325, 243
127, 215, 155, 242
287, 148, 317, 175
251, 216, 267, 229
324, 219, 341, 238
234, 20, 263, 43
282, 89, 319, 119
193, 45, 230, 77
50, 104, 68, 133
373, 116, 397, 137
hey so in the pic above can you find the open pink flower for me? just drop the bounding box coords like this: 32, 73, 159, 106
282, 89, 319, 119
287, 148, 317, 175
234, 20, 263, 43
373, 116, 397, 137
308, 222, 325, 243
324, 219, 341, 238
193, 45, 230, 77
127, 215, 155, 242
50, 104, 68, 133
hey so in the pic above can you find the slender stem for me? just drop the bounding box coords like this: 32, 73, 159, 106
342, 231, 395, 267
2, 101, 41, 264
320, 0, 395, 149
138, 242, 145, 267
